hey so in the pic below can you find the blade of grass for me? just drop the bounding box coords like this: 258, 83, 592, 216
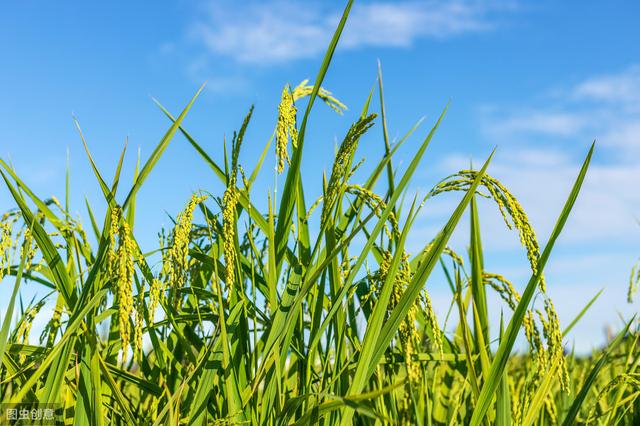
9, 289, 107, 403
561, 317, 635, 426
0, 170, 77, 309
122, 83, 205, 210
470, 142, 595, 426
0, 230, 30, 365
341, 152, 494, 425
274, 0, 354, 268
563, 289, 603, 336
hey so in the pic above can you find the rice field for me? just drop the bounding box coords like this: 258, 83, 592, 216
1, 1, 639, 425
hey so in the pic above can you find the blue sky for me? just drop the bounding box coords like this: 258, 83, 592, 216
1, 0, 639, 352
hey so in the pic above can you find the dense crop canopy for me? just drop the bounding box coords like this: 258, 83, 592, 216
0, 1, 638, 425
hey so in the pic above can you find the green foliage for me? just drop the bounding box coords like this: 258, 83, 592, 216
0, 2, 638, 424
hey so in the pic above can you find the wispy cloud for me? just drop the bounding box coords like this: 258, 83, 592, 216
483, 64, 640, 155
190, 1, 508, 65
342, 2, 493, 47
467, 66, 640, 243
487, 111, 588, 137
573, 64, 640, 108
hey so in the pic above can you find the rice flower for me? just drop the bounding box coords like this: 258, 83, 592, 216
276, 85, 297, 173
170, 194, 205, 289
16, 300, 45, 362
149, 277, 163, 319
484, 271, 562, 382
432, 171, 572, 393
346, 184, 398, 238
322, 114, 376, 224
542, 298, 569, 391
443, 247, 465, 269
524, 311, 547, 371
291, 79, 347, 114
0, 220, 12, 281
107, 207, 121, 275
20, 227, 37, 271
153, 194, 207, 313
394, 254, 421, 382
16, 300, 44, 345
421, 290, 443, 355
627, 261, 639, 303
587, 374, 640, 421
134, 289, 144, 362
429, 170, 545, 292
484, 272, 520, 310
369, 250, 441, 383
509, 376, 521, 424
276, 81, 346, 174
116, 220, 135, 364
41, 300, 63, 347
222, 169, 239, 294
222, 109, 251, 292
106, 206, 140, 364
222, 185, 240, 291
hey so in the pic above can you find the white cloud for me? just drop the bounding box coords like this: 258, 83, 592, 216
482, 64, 640, 155
486, 111, 588, 138
191, 1, 504, 65
342, 2, 491, 48
600, 120, 640, 151
192, 2, 326, 64
573, 64, 640, 108
184, 55, 252, 93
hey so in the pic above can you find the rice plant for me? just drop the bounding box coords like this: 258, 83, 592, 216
0, 1, 638, 424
